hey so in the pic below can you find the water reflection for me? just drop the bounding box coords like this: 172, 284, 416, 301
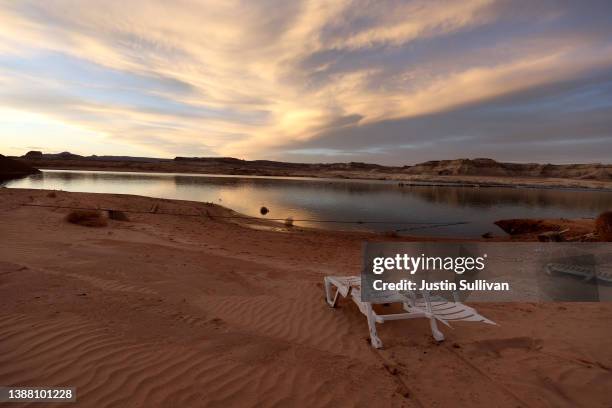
6, 170, 612, 237
401, 184, 612, 210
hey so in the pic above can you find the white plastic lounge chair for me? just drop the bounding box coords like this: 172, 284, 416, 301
324, 275, 495, 348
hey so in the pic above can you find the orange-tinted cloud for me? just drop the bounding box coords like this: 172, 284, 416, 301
0, 0, 611, 162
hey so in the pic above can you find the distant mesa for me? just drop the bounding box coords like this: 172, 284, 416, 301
175, 156, 244, 164
0, 154, 40, 181
14, 152, 612, 182
172, 156, 611, 180
173, 156, 388, 171
57, 151, 83, 159
23, 150, 82, 160
402, 158, 612, 180
24, 150, 43, 159
20, 151, 161, 162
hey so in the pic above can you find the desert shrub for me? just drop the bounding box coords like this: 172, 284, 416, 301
260, 206, 269, 215
284, 217, 294, 227
595, 211, 612, 241
108, 210, 130, 221
66, 210, 107, 227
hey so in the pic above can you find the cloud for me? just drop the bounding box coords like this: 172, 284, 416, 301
278, 69, 612, 164
0, 0, 611, 162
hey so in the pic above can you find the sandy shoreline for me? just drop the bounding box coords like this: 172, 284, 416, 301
1, 188, 611, 407
29, 167, 612, 192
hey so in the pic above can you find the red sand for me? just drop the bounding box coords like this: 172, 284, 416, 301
1, 188, 611, 407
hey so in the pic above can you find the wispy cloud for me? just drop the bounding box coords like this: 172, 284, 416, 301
0, 0, 611, 162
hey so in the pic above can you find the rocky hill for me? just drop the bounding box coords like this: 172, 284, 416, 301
0, 154, 40, 181
402, 158, 612, 180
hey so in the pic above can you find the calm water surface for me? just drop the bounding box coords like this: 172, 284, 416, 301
6, 170, 612, 237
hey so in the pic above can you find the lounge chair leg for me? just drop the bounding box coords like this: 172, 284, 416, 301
365, 303, 383, 349
429, 317, 445, 342
422, 290, 445, 341
324, 278, 339, 308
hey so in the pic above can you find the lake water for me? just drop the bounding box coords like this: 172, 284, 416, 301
5, 169, 612, 237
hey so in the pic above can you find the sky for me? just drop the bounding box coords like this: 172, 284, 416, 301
0, 0, 611, 165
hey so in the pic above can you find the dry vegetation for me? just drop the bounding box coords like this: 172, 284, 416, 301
66, 209, 108, 227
